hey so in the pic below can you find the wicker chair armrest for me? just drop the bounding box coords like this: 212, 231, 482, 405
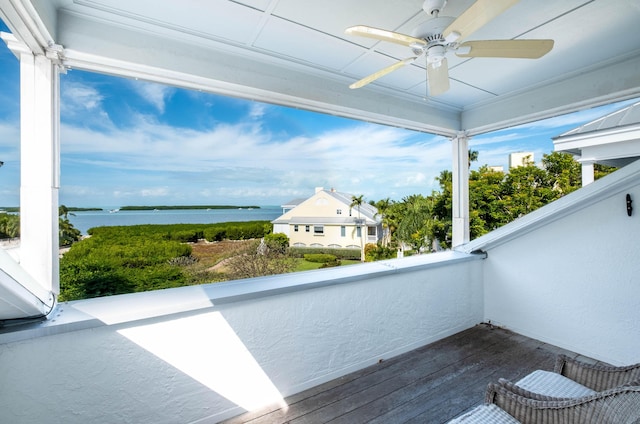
490, 378, 572, 402
554, 354, 640, 392
486, 383, 640, 424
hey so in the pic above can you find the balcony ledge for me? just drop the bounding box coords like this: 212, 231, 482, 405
0, 250, 485, 345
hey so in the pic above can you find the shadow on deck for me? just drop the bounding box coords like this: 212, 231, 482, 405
223, 324, 599, 424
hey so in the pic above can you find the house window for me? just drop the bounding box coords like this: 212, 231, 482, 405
341, 226, 346, 237
294, 225, 298, 232
305, 225, 310, 232
368, 226, 376, 236
337, 209, 342, 215
314, 225, 324, 235
356, 227, 362, 237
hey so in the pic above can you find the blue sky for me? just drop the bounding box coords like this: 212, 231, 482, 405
0, 20, 636, 208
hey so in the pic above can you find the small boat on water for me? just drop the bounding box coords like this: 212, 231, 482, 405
109, 208, 120, 213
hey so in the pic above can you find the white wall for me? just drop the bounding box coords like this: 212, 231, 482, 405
0, 253, 483, 423
478, 165, 640, 365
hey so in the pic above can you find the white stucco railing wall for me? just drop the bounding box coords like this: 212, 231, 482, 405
0, 251, 484, 424
463, 159, 640, 365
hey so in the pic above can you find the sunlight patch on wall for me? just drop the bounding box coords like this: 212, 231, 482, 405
117, 311, 287, 412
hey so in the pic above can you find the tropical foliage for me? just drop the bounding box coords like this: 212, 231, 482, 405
0, 205, 83, 247
59, 205, 82, 246
0, 213, 19, 239
372, 151, 615, 251
59, 221, 272, 301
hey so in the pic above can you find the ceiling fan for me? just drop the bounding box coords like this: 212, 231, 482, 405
345, 0, 554, 96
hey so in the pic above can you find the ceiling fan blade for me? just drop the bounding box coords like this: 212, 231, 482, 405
427, 58, 450, 96
345, 25, 426, 48
350, 57, 417, 89
443, 0, 519, 43
456, 39, 554, 58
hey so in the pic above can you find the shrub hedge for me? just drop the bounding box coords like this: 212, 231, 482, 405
61, 221, 272, 301
303, 253, 338, 263
290, 247, 361, 260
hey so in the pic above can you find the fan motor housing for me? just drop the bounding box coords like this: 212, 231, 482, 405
411, 16, 454, 41
422, 0, 448, 16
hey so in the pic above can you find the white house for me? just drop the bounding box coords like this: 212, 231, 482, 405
272, 187, 382, 249
554, 100, 640, 186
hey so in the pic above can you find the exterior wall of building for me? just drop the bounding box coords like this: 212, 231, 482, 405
274, 189, 380, 248
508, 151, 534, 168
474, 160, 640, 365
288, 223, 361, 248
272, 223, 290, 237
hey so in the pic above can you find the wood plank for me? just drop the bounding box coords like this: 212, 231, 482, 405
225, 327, 489, 424
295, 329, 516, 424
222, 324, 584, 424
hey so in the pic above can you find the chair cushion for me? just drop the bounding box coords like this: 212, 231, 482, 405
447, 404, 521, 423
516, 370, 597, 398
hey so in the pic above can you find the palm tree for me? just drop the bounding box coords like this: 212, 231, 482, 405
373, 197, 394, 247
59, 204, 72, 220
396, 194, 434, 253
350, 195, 365, 261
58, 204, 81, 247
469, 149, 479, 166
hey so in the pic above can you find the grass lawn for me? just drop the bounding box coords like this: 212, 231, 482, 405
294, 258, 362, 272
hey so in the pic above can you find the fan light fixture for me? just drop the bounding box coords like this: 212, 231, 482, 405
345, 0, 554, 96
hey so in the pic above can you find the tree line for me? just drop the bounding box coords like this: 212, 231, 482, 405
369, 151, 615, 253
0, 205, 82, 245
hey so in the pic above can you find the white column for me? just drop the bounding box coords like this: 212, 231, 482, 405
18, 49, 61, 294
580, 160, 595, 186
451, 133, 470, 248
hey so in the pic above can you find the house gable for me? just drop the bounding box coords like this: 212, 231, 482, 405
272, 188, 381, 248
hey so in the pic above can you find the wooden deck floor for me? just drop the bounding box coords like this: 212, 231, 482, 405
222, 324, 594, 424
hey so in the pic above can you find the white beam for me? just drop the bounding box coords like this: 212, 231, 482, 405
462, 53, 640, 136
17, 45, 60, 294
0, 0, 54, 55
56, 12, 461, 137
451, 133, 470, 248
580, 160, 595, 186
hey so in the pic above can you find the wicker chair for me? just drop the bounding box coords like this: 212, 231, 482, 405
553, 354, 640, 392
446, 355, 640, 423
486, 382, 640, 423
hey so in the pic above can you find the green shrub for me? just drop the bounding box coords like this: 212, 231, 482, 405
291, 247, 361, 260
204, 227, 226, 242
264, 233, 289, 253
166, 230, 203, 243
60, 221, 272, 301
203, 221, 270, 241
364, 243, 396, 262
303, 253, 337, 263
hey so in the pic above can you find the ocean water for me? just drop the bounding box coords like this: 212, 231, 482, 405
67, 206, 283, 235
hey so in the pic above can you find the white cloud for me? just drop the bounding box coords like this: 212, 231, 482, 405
0, 121, 19, 148
130, 81, 175, 114
62, 81, 106, 114
58, 115, 455, 204
57, 84, 637, 206
141, 187, 170, 197
248, 103, 267, 119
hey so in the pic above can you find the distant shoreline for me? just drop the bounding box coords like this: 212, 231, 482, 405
119, 205, 261, 211
1, 205, 263, 212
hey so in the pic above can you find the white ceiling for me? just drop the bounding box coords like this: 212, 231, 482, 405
3, 0, 640, 136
